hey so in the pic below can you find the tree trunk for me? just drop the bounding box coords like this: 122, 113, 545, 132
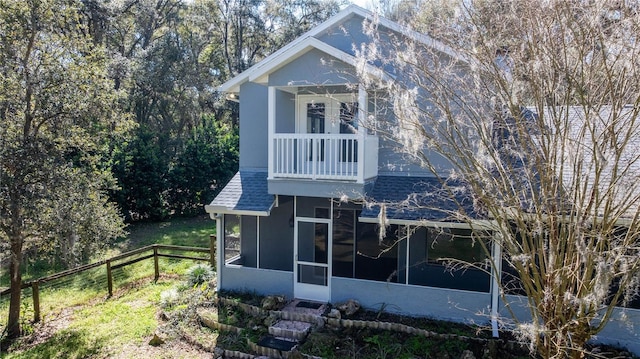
7, 235, 23, 339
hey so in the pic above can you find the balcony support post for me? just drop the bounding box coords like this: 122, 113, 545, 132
357, 84, 367, 183
268, 86, 276, 180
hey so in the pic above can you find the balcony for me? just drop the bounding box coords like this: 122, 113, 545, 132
270, 133, 378, 183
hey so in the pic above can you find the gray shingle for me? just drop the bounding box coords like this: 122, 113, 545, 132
207, 170, 274, 214
361, 176, 478, 222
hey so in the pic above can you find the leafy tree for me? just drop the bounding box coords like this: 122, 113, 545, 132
102, 0, 342, 220
358, 0, 640, 357
168, 115, 238, 216
110, 126, 170, 221
0, 0, 126, 339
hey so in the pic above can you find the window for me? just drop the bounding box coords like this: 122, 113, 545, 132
224, 214, 241, 264
408, 228, 490, 292
339, 102, 359, 163
339, 102, 358, 134
332, 208, 356, 278
355, 223, 400, 283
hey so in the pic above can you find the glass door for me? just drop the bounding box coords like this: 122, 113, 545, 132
294, 217, 332, 302
307, 102, 326, 161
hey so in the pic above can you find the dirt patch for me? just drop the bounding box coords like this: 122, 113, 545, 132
22, 306, 78, 348
109, 336, 212, 359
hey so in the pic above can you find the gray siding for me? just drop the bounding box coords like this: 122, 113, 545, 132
332, 277, 491, 324
317, 16, 398, 77
276, 90, 296, 133
500, 295, 640, 355
268, 179, 369, 199
295, 196, 333, 217
239, 82, 268, 169
268, 50, 357, 87
595, 308, 640, 355
316, 16, 365, 55
220, 266, 294, 298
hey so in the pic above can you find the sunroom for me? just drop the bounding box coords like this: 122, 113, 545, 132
207, 173, 495, 322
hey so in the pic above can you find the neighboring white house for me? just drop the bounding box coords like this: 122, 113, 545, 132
205, 5, 640, 354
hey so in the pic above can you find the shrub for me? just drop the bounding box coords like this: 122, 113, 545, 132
186, 264, 215, 286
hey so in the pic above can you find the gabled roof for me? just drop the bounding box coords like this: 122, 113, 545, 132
246, 37, 393, 86
218, 4, 462, 93
205, 170, 274, 216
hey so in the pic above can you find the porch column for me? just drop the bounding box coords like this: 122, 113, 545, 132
490, 232, 503, 338
357, 84, 367, 183
216, 215, 223, 288
268, 86, 276, 180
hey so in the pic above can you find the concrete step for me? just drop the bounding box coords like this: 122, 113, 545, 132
269, 319, 313, 341
282, 299, 326, 316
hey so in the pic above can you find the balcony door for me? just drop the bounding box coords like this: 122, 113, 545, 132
297, 94, 358, 135
297, 95, 359, 174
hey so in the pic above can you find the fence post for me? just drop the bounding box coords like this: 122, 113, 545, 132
32, 281, 40, 323
153, 246, 160, 282
106, 260, 113, 297
209, 235, 216, 268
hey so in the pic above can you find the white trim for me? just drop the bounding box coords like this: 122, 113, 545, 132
358, 216, 497, 230
256, 216, 261, 269
405, 225, 410, 285
293, 200, 333, 302
204, 205, 271, 217
334, 275, 492, 295
491, 233, 502, 338
357, 85, 366, 183
219, 5, 362, 93
249, 37, 393, 86
216, 216, 223, 288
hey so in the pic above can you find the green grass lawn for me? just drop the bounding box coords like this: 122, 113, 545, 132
2, 276, 175, 359
0, 216, 216, 356
0, 215, 215, 284
116, 215, 215, 250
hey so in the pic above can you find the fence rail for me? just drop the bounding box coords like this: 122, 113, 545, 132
0, 237, 216, 322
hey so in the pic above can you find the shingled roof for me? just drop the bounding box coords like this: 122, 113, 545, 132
205, 170, 274, 216
360, 176, 479, 223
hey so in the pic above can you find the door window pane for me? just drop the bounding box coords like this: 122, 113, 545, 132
339, 102, 358, 133
339, 102, 358, 163
307, 103, 325, 133
298, 264, 328, 286
297, 221, 328, 264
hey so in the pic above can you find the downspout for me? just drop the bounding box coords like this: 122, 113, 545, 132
491, 233, 503, 337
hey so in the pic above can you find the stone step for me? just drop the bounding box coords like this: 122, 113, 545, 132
282, 299, 327, 316
269, 319, 313, 341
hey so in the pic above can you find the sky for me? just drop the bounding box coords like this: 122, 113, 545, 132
350, 0, 375, 10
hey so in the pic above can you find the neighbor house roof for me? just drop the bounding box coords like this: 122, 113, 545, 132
218, 4, 464, 94
549, 105, 640, 221
359, 175, 480, 226
205, 170, 274, 216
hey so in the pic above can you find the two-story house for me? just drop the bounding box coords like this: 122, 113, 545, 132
206, 5, 639, 354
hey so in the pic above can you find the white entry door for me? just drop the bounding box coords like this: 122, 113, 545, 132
296, 94, 358, 135
296, 94, 359, 177
294, 216, 332, 302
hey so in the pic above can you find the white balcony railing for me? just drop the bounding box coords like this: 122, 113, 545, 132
272, 133, 377, 182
